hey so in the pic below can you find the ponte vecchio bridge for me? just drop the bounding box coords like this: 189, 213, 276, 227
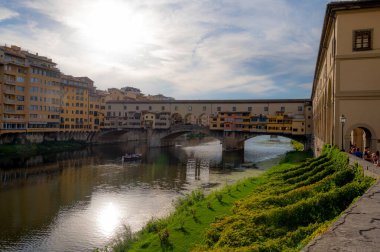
100, 99, 313, 151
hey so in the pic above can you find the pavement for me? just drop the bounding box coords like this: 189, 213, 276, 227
302, 155, 380, 252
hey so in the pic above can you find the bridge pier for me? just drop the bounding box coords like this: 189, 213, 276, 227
147, 129, 162, 148
222, 133, 245, 152
301, 135, 313, 151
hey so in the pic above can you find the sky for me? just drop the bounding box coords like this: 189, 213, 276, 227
0, 0, 338, 99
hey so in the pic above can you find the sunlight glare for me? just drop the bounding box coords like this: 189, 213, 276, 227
78, 0, 156, 54
96, 202, 122, 237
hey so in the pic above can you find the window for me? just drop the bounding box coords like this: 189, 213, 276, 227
248, 106, 252, 112
136, 106, 139, 110
264, 106, 268, 112
17, 105, 24, 110
124, 105, 127, 110
30, 86, 38, 93
162, 106, 165, 111
16, 76, 24, 83
108, 105, 111, 109
353, 29, 372, 51
16, 86, 24, 92
232, 106, 236, 112
203, 106, 206, 111
281, 106, 285, 112
29, 105, 38, 110
149, 106, 152, 110
298, 106, 303, 112
188, 106, 192, 111
217, 106, 221, 112
16, 95, 24, 101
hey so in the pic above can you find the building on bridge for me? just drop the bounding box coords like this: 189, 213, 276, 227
104, 99, 313, 149
312, 0, 380, 155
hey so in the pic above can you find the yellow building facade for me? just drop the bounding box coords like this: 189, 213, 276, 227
0, 45, 104, 139
60, 75, 91, 131
312, 1, 380, 155
0, 45, 61, 134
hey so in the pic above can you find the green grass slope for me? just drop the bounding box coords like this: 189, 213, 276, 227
110, 146, 373, 252
197, 145, 374, 251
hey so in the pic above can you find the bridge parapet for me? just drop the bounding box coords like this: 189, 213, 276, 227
168, 124, 209, 133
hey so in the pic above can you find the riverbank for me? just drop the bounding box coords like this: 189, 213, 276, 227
109, 146, 374, 251
0, 140, 87, 158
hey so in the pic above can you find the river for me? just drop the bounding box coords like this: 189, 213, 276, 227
0, 135, 293, 252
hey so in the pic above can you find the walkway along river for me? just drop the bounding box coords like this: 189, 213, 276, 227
0, 136, 293, 252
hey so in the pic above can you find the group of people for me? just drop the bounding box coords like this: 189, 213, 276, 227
349, 145, 379, 166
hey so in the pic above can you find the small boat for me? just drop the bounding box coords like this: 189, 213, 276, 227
241, 162, 256, 168
122, 153, 142, 162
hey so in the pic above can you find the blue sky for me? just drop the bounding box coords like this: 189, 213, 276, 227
0, 0, 337, 99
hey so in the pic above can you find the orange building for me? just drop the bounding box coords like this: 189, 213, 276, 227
0, 45, 105, 137
0, 45, 61, 134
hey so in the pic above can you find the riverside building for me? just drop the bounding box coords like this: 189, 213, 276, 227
312, 0, 380, 155
0, 45, 61, 134
0, 45, 104, 141
60, 75, 92, 131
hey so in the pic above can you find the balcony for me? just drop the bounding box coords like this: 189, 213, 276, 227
4, 108, 16, 113
4, 98, 16, 104
2, 117, 25, 122
3, 78, 16, 85
4, 59, 27, 67
3, 87, 16, 94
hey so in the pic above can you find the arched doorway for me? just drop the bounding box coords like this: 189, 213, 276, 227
198, 113, 209, 126
171, 113, 183, 125
350, 127, 372, 152
185, 113, 197, 124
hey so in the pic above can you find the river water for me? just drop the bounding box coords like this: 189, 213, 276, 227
0, 136, 293, 252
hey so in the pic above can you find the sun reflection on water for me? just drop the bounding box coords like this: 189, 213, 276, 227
96, 202, 122, 237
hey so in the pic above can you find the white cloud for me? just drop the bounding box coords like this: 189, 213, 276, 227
2, 0, 326, 99
0, 6, 18, 21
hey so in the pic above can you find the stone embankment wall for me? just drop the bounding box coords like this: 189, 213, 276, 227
0, 131, 147, 144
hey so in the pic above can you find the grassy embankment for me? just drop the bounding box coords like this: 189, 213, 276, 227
110, 146, 374, 252
0, 140, 87, 158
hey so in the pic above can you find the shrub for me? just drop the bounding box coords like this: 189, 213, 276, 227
203, 145, 374, 251
158, 228, 170, 246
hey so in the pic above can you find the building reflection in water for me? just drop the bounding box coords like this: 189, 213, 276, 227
0, 136, 291, 251
186, 158, 210, 183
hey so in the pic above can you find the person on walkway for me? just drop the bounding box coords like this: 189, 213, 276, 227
354, 148, 363, 158
372, 151, 379, 166
364, 147, 372, 161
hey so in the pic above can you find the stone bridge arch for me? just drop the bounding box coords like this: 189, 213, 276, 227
92, 128, 147, 143
94, 126, 312, 152
148, 125, 312, 152
147, 125, 223, 148
221, 131, 312, 151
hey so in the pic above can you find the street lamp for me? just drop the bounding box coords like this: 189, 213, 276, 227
339, 114, 346, 151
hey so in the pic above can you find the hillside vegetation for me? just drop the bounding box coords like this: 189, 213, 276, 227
112, 146, 374, 252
